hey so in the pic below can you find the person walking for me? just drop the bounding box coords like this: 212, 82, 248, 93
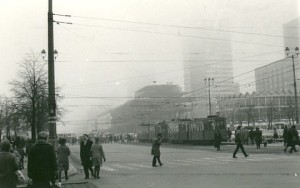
214, 129, 222, 151
0, 140, 22, 188
57, 138, 71, 182
80, 134, 94, 179
16, 144, 25, 170
288, 125, 299, 153
91, 137, 106, 179
151, 133, 163, 167
249, 129, 255, 145
233, 126, 249, 158
28, 131, 57, 188
283, 126, 288, 146
273, 128, 279, 143
227, 128, 232, 142
254, 127, 262, 149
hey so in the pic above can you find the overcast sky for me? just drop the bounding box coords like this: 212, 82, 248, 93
0, 0, 299, 134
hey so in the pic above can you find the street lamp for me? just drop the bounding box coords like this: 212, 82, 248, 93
41, 49, 58, 60
204, 77, 214, 116
285, 47, 299, 124
41, 47, 59, 148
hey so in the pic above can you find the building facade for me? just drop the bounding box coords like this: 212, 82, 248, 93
255, 57, 300, 93
218, 91, 299, 126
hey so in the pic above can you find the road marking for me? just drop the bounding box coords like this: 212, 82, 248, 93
111, 164, 139, 170
167, 161, 190, 166
129, 163, 152, 169
101, 166, 117, 172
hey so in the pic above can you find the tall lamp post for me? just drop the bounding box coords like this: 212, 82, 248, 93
41, 0, 58, 148
285, 47, 299, 124
204, 77, 214, 116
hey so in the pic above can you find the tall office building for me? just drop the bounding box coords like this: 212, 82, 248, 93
255, 18, 300, 93
183, 33, 239, 118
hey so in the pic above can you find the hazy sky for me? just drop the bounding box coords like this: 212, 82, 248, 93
0, 0, 299, 133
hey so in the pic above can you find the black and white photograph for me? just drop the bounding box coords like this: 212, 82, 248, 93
0, 0, 299, 188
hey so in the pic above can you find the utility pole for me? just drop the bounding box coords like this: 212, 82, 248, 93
291, 54, 299, 124
48, 0, 57, 148
285, 47, 299, 124
204, 77, 214, 116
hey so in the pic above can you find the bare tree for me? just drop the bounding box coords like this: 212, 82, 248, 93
10, 53, 48, 142
244, 105, 256, 127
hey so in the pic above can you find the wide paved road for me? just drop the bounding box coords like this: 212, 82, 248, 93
69, 143, 300, 188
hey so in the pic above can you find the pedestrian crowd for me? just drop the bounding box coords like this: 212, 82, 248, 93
1, 125, 299, 187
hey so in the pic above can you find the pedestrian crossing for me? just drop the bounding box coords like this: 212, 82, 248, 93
83, 154, 299, 173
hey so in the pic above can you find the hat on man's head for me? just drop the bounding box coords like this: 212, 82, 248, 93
0, 140, 11, 152
38, 131, 49, 140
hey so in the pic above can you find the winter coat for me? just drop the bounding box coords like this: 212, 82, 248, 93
57, 144, 71, 171
0, 152, 19, 188
91, 143, 105, 167
254, 130, 262, 144
27, 140, 57, 181
151, 137, 161, 156
235, 129, 243, 143
214, 131, 222, 147
80, 140, 93, 166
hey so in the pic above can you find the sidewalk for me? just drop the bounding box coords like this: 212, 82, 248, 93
17, 158, 97, 188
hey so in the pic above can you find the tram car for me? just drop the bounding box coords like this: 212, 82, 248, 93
137, 116, 227, 145
57, 133, 77, 145
137, 121, 169, 142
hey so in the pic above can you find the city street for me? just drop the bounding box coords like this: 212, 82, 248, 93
69, 143, 300, 188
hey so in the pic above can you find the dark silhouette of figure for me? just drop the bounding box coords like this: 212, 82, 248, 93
0, 140, 20, 188
80, 134, 94, 179
214, 129, 222, 151
227, 128, 232, 142
28, 132, 57, 188
249, 129, 255, 145
254, 128, 262, 149
151, 133, 163, 167
233, 126, 249, 158
283, 126, 289, 146
286, 125, 299, 153
273, 128, 279, 142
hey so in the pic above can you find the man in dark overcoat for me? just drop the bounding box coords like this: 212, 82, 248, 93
254, 127, 262, 149
151, 133, 163, 167
0, 140, 19, 188
80, 134, 94, 179
233, 126, 249, 158
28, 131, 57, 188
214, 129, 222, 151
288, 125, 299, 153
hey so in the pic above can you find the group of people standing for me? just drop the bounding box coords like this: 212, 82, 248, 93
283, 125, 299, 153
80, 134, 106, 179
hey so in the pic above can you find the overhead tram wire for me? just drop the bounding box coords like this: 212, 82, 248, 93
60, 14, 300, 40
59, 24, 155, 84
69, 22, 284, 48
62, 50, 282, 89
55, 19, 284, 90
62, 66, 300, 101
197, 66, 300, 99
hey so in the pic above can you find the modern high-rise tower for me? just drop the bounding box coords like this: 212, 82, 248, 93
183, 33, 239, 118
